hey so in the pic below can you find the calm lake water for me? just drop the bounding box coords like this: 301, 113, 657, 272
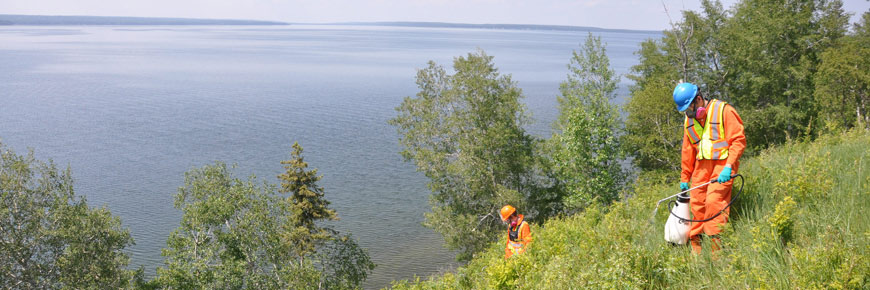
0, 25, 659, 289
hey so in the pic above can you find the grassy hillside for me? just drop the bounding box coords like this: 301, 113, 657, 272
390, 129, 869, 289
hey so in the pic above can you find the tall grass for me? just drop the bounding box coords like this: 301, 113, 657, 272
389, 129, 869, 289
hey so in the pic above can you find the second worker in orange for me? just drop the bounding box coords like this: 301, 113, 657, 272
500, 205, 532, 259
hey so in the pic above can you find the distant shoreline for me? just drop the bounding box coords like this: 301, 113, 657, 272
0, 15, 661, 33
0, 15, 288, 26
320, 22, 662, 34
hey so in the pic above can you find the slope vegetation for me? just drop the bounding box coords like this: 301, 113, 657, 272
391, 129, 869, 289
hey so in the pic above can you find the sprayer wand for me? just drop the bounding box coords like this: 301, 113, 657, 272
649, 174, 744, 223
649, 180, 713, 222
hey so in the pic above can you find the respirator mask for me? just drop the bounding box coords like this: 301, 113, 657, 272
684, 96, 707, 120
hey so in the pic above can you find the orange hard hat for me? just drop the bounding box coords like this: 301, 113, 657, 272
500, 205, 516, 221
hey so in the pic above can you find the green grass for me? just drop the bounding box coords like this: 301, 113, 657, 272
389, 129, 870, 289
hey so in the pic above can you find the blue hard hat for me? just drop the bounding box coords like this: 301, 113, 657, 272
673, 83, 698, 112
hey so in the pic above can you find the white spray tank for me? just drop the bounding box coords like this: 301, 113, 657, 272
664, 193, 691, 245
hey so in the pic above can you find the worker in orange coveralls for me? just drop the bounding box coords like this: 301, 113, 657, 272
500, 205, 532, 259
673, 82, 746, 254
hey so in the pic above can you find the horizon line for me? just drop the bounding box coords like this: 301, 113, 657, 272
0, 14, 664, 33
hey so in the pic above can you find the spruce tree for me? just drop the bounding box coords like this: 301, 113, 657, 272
277, 142, 338, 264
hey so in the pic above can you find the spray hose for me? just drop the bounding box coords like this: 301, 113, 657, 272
650, 174, 744, 223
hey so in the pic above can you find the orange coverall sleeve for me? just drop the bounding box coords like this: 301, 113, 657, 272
723, 105, 746, 167
681, 125, 697, 183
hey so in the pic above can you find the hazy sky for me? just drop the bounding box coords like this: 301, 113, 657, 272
2, 0, 868, 31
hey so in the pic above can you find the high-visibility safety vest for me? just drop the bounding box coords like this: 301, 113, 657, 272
684, 99, 730, 160
507, 221, 529, 256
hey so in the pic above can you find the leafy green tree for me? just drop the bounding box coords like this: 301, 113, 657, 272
156, 162, 310, 289
661, 0, 729, 96
317, 234, 375, 289
814, 36, 870, 130
623, 1, 726, 173
550, 33, 625, 210
389, 49, 541, 260
682, 0, 729, 96
623, 39, 684, 174
156, 146, 373, 289
719, 0, 849, 147
855, 10, 870, 39
814, 11, 870, 130
0, 142, 140, 289
277, 142, 338, 264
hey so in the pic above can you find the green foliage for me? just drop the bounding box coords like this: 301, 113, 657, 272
550, 33, 625, 210
856, 11, 870, 39
388, 129, 870, 290
317, 234, 376, 289
767, 196, 797, 244
0, 143, 139, 289
623, 0, 731, 173
278, 142, 338, 262
156, 146, 374, 289
770, 145, 834, 203
623, 38, 684, 173
625, 0, 854, 172
156, 162, 305, 289
814, 33, 870, 130
719, 0, 849, 147
389, 49, 545, 260
791, 234, 868, 289
668, 0, 729, 94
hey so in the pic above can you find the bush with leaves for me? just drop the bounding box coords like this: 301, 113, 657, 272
0, 142, 140, 289
718, 0, 848, 148
155, 143, 373, 289
389, 49, 547, 261
550, 33, 625, 210
814, 11, 870, 131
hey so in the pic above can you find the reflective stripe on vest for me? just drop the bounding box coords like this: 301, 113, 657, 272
683, 99, 730, 160
508, 221, 527, 254
685, 118, 702, 144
